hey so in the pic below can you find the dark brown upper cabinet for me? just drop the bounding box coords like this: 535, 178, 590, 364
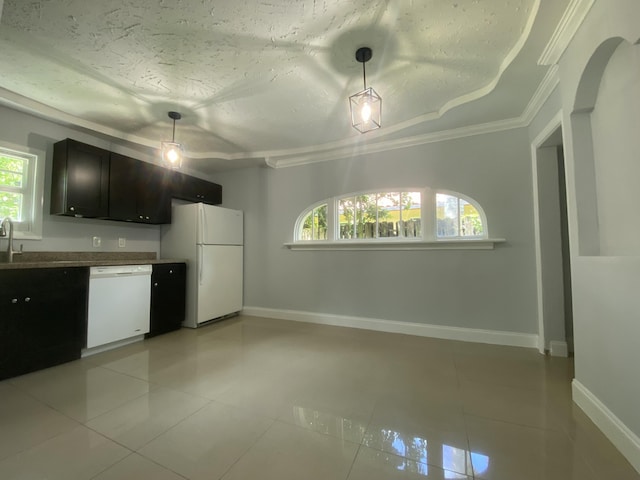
172, 172, 222, 205
51, 138, 222, 224
50, 139, 110, 217
108, 153, 172, 224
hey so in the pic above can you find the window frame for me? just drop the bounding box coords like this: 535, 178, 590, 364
295, 200, 330, 241
0, 142, 44, 240
435, 189, 489, 240
289, 188, 502, 250
335, 189, 425, 242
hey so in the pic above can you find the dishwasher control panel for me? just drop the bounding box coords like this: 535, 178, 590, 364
90, 264, 153, 277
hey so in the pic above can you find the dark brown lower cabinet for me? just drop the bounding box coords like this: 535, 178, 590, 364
0, 267, 88, 381
147, 263, 186, 338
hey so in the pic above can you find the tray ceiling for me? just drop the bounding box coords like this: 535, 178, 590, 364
0, 0, 569, 173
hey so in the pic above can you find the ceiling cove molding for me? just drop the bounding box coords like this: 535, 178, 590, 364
538, 0, 595, 66
521, 64, 560, 125
267, 116, 528, 169
0, 0, 543, 166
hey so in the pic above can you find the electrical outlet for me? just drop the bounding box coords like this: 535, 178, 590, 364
118, 237, 126, 248
92, 236, 101, 248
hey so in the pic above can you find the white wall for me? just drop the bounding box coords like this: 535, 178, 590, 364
0, 105, 161, 253
590, 40, 640, 256
532, 0, 640, 471
218, 128, 540, 336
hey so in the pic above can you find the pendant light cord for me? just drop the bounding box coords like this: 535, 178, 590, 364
172, 119, 176, 142
362, 61, 367, 90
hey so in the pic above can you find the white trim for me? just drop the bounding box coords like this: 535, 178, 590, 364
572, 380, 640, 474
242, 307, 539, 349
549, 340, 569, 357
268, 117, 528, 169
284, 238, 505, 251
530, 110, 564, 354
0, 141, 45, 240
521, 65, 560, 125
538, 0, 595, 66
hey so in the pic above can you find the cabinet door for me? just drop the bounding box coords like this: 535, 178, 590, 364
148, 263, 186, 337
22, 268, 88, 373
109, 154, 172, 224
108, 153, 139, 222
51, 139, 110, 217
0, 268, 88, 380
0, 272, 24, 380
137, 162, 172, 224
171, 172, 222, 205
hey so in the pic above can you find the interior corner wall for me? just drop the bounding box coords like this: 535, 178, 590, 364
550, 0, 640, 467
217, 127, 539, 336
0, 105, 161, 253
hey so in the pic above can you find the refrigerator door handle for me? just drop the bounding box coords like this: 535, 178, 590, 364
199, 204, 206, 244
199, 244, 204, 286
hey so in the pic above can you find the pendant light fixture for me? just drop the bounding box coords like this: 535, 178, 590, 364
161, 111, 184, 169
349, 47, 382, 133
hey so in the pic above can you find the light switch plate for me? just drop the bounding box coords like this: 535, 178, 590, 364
118, 237, 126, 248
92, 236, 101, 247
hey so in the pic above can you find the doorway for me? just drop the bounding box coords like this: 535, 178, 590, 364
532, 120, 574, 356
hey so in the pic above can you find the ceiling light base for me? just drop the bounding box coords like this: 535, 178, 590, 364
355, 47, 372, 63
349, 87, 382, 134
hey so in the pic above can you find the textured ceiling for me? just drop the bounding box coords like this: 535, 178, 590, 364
0, 0, 569, 173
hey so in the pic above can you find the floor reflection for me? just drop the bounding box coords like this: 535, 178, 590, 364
292, 406, 489, 477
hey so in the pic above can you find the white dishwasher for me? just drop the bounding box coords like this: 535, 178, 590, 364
86, 265, 152, 350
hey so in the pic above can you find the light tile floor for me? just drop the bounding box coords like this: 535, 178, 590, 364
1, 315, 638, 479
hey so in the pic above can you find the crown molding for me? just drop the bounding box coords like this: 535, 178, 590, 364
521, 64, 560, 125
538, 0, 595, 66
268, 116, 528, 169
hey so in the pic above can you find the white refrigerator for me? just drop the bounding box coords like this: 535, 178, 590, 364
160, 203, 243, 328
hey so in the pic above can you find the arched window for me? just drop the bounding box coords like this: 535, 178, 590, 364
297, 203, 328, 240
294, 189, 488, 243
436, 192, 486, 239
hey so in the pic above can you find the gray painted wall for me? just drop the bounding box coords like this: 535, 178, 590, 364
218, 128, 539, 334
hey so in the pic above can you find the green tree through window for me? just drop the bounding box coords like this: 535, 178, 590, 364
300, 204, 328, 240
0, 153, 27, 221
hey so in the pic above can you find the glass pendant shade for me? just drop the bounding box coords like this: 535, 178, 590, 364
162, 111, 183, 169
349, 87, 382, 133
161, 141, 183, 169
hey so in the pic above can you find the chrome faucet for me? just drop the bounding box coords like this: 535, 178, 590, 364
0, 217, 23, 263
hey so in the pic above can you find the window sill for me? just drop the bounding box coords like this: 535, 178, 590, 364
284, 238, 506, 251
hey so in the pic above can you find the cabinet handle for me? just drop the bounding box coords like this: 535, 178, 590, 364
24, 297, 31, 302
11, 298, 18, 304
169, 269, 173, 274
69, 206, 75, 212
154, 282, 158, 287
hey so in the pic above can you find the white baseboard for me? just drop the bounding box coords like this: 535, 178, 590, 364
572, 379, 640, 474
241, 307, 539, 349
549, 340, 569, 357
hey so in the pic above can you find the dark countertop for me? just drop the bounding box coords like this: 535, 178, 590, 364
0, 251, 186, 270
